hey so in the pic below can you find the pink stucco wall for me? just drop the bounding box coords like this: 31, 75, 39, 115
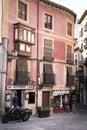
7, 0, 75, 86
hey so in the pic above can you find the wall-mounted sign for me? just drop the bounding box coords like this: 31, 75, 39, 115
7, 85, 34, 90
5, 94, 11, 101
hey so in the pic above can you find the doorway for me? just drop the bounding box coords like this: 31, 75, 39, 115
17, 90, 22, 106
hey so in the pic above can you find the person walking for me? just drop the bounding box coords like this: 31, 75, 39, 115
13, 92, 19, 107
72, 95, 75, 113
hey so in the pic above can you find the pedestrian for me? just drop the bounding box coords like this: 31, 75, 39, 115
13, 92, 19, 107
72, 95, 75, 113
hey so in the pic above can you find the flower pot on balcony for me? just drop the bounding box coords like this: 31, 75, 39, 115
37, 107, 50, 118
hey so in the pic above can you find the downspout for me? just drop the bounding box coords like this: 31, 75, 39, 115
0, 0, 3, 115
36, 0, 40, 114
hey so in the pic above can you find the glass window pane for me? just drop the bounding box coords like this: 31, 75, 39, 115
28, 31, 31, 42
26, 45, 31, 52
31, 33, 34, 43
19, 28, 23, 40
20, 43, 25, 51
15, 28, 18, 39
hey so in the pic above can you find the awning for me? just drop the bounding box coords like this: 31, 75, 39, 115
52, 90, 69, 96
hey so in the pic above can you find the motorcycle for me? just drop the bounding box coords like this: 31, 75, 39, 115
2, 106, 32, 123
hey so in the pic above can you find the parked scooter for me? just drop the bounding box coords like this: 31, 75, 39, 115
2, 105, 32, 123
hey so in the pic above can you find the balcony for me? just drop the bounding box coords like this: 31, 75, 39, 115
74, 59, 77, 65
14, 23, 35, 57
14, 22, 35, 45
67, 52, 74, 65
84, 44, 87, 49
75, 70, 84, 77
66, 74, 74, 86
79, 61, 84, 67
74, 44, 79, 51
43, 73, 55, 85
15, 71, 30, 85
84, 38, 87, 43
84, 58, 87, 66
79, 76, 87, 84
79, 48, 83, 53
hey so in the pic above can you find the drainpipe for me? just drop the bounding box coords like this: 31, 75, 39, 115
0, 38, 8, 115
36, 0, 40, 114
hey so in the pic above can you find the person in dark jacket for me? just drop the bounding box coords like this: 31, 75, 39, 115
13, 92, 18, 107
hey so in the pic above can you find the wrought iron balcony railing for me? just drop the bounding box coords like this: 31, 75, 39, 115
43, 73, 55, 85
15, 71, 30, 85
79, 76, 87, 84
75, 70, 84, 77
84, 58, 87, 66
79, 61, 84, 67
66, 74, 74, 86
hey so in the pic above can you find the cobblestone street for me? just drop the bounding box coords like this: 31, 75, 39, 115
0, 110, 87, 130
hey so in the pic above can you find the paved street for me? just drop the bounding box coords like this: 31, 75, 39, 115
0, 110, 87, 130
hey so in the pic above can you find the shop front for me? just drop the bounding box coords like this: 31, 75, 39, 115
51, 90, 70, 113
5, 84, 36, 114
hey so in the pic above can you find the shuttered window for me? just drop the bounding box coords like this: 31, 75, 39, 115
43, 64, 55, 85
16, 59, 28, 84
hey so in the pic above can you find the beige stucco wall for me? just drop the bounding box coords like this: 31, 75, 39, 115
2, 0, 9, 38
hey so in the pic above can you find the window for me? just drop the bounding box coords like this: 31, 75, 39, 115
44, 13, 52, 29
18, 0, 27, 20
75, 55, 77, 65
43, 64, 55, 84
16, 59, 29, 85
44, 39, 53, 61
19, 43, 31, 52
67, 45, 73, 64
66, 67, 74, 86
67, 22, 72, 36
14, 23, 35, 45
28, 92, 35, 104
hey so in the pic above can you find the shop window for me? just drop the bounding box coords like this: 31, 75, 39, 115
18, 0, 27, 21
44, 13, 52, 29
28, 92, 35, 104
67, 22, 72, 36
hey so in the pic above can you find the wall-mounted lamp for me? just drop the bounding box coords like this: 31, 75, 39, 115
8, 48, 18, 62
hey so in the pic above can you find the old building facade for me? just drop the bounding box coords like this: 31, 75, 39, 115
0, 0, 76, 114
74, 10, 87, 106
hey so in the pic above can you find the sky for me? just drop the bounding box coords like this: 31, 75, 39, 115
50, 0, 87, 19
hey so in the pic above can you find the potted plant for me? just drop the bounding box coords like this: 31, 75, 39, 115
37, 106, 50, 118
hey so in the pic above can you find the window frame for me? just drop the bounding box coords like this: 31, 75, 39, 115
44, 13, 53, 30
67, 21, 73, 37
18, 0, 27, 21
28, 92, 35, 104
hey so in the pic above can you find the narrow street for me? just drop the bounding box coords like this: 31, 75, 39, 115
0, 110, 87, 130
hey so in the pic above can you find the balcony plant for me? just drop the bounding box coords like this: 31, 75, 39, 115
37, 106, 50, 118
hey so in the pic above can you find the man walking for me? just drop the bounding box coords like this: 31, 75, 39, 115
13, 92, 18, 107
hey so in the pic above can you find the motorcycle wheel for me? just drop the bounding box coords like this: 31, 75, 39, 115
2, 115, 8, 123
22, 112, 30, 122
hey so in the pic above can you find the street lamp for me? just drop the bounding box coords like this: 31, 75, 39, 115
8, 48, 18, 62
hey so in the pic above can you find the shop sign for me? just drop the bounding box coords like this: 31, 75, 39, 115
52, 90, 69, 96
7, 85, 34, 90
